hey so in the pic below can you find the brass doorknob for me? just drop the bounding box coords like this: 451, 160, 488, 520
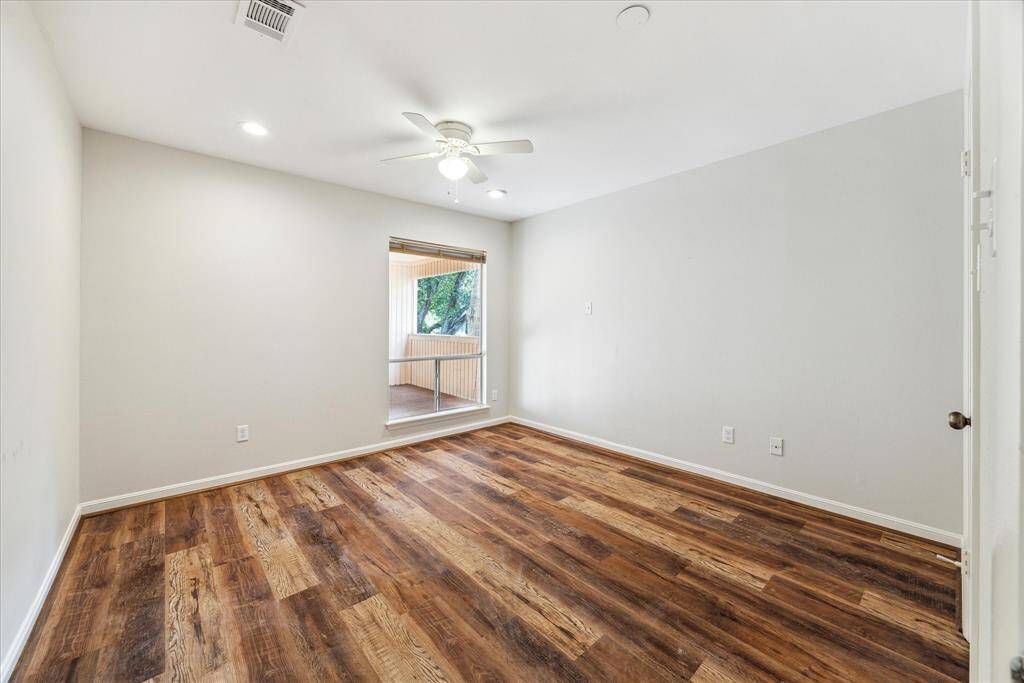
948, 411, 972, 430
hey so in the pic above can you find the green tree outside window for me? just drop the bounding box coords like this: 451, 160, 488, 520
417, 270, 480, 336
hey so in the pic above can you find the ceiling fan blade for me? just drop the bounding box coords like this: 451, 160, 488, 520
381, 151, 442, 162
468, 140, 534, 156
463, 157, 487, 184
403, 112, 445, 141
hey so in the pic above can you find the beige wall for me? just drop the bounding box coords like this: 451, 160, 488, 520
0, 1, 81, 673
80, 130, 511, 503
511, 92, 964, 537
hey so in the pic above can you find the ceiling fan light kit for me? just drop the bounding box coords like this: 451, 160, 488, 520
383, 112, 534, 197
438, 156, 469, 180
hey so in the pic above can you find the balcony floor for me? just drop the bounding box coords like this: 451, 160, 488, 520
389, 383, 477, 421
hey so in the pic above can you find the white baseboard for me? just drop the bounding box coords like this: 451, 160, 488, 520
2, 504, 82, 683
81, 412, 962, 545
80, 415, 511, 516
510, 416, 962, 548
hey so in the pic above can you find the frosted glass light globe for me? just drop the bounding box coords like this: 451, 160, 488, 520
438, 156, 469, 180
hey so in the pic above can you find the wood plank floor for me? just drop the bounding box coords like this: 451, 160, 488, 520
13, 424, 969, 682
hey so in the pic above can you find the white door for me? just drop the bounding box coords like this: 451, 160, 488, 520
966, 0, 1023, 680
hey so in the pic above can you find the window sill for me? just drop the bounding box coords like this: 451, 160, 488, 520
385, 404, 491, 430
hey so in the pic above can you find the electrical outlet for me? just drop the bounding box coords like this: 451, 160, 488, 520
769, 436, 783, 456
491, 389, 499, 403
237, 425, 249, 442
721, 426, 735, 444
585, 301, 593, 315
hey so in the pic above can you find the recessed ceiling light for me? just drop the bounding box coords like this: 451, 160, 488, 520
487, 189, 507, 199
239, 121, 269, 136
616, 4, 650, 31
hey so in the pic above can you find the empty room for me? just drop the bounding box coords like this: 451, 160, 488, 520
2, 1, 1022, 681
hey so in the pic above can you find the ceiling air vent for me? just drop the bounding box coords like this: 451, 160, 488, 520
235, 0, 305, 45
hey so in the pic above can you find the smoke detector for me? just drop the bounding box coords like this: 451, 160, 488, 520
235, 0, 306, 45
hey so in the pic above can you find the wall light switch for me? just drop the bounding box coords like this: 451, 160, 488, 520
721, 426, 735, 444
491, 389, 499, 403
237, 425, 249, 442
769, 436, 783, 456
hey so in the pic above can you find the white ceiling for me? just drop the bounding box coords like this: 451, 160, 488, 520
32, 0, 965, 222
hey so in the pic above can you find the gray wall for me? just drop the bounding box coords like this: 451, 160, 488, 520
511, 92, 964, 535
80, 130, 512, 502
1, 1, 82, 669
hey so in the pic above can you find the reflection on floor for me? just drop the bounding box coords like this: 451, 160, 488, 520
389, 383, 476, 420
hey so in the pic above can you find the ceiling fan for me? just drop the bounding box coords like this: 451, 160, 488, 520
382, 113, 534, 184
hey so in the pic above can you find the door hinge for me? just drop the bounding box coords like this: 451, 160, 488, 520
961, 150, 971, 177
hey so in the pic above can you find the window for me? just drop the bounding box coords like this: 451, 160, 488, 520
416, 270, 481, 336
388, 239, 485, 423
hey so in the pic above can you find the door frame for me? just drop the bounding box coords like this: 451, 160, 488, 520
960, 0, 981, 656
